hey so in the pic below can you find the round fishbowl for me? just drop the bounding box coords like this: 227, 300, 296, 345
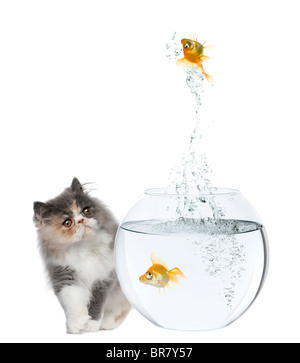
115, 187, 269, 331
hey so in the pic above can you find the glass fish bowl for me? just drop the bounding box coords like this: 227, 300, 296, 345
115, 187, 269, 331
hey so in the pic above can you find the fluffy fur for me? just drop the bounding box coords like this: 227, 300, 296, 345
33, 177, 131, 333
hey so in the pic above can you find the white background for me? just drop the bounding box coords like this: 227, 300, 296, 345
0, 0, 299, 343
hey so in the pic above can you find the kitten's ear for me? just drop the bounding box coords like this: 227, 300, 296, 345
71, 177, 83, 193
33, 201, 52, 226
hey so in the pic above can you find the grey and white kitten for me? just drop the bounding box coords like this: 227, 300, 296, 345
33, 177, 131, 334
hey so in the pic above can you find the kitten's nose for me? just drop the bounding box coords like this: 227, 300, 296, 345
77, 218, 84, 224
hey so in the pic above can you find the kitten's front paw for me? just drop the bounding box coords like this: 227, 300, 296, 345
66, 314, 90, 334
84, 319, 101, 332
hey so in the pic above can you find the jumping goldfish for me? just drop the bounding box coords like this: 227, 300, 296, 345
176, 37, 213, 82
139, 252, 185, 294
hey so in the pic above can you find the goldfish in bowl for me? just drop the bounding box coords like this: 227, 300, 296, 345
139, 252, 185, 294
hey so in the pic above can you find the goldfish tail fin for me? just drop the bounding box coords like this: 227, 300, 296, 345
204, 72, 213, 82
169, 267, 186, 279
151, 252, 168, 269
197, 63, 213, 82
168, 267, 186, 285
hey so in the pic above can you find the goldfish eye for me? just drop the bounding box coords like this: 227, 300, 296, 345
62, 218, 72, 228
145, 272, 153, 280
184, 42, 190, 49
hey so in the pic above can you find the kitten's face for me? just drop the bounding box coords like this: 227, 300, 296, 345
34, 178, 103, 248
42, 201, 99, 244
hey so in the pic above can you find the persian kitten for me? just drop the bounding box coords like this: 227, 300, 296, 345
33, 177, 131, 333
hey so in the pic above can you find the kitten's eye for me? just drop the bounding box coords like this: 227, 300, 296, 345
82, 207, 91, 216
62, 218, 72, 228
145, 272, 153, 280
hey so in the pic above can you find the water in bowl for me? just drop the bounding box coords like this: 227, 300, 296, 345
115, 217, 267, 331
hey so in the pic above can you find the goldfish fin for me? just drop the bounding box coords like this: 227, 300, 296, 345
168, 267, 186, 285
150, 252, 168, 269
201, 55, 210, 61
169, 267, 186, 279
176, 57, 193, 69
197, 63, 213, 82
187, 34, 197, 41
204, 72, 213, 82
204, 44, 214, 51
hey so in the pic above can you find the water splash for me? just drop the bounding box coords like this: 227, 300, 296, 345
166, 33, 217, 219
165, 33, 246, 307
166, 32, 182, 61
